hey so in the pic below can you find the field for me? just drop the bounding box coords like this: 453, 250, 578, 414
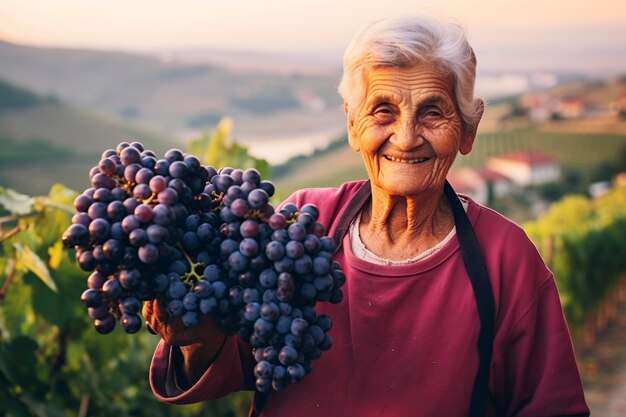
271, 127, 626, 198
0, 103, 174, 194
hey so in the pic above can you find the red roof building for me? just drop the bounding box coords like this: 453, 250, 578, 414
486, 151, 560, 187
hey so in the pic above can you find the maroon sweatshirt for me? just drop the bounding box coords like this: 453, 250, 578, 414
150, 180, 589, 417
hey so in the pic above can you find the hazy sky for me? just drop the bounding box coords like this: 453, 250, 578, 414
2, 0, 626, 55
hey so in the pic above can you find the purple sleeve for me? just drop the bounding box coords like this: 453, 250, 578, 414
492, 277, 589, 416
149, 336, 255, 404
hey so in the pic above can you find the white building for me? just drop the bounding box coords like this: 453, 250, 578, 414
486, 152, 560, 187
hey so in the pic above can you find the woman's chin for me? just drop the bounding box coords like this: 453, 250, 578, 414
372, 178, 440, 198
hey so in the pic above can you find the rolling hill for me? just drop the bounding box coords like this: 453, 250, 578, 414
0, 80, 175, 194
0, 40, 344, 137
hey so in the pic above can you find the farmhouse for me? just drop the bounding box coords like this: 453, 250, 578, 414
486, 151, 560, 187
448, 168, 515, 205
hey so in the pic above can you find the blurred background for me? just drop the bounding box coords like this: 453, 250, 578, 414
0, 0, 625, 416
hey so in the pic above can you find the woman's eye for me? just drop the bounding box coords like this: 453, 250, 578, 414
425, 108, 443, 118
374, 106, 392, 115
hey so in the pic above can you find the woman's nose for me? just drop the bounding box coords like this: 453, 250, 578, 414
389, 119, 424, 150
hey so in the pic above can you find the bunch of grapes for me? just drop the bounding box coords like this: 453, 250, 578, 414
217, 198, 345, 392
62, 142, 219, 333
62, 141, 346, 393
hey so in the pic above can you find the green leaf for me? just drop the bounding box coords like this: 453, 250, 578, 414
47, 241, 64, 270
16, 392, 68, 417
13, 243, 57, 292
0, 187, 34, 215
185, 116, 271, 178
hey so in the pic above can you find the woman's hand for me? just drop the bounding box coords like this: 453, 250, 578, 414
143, 299, 227, 388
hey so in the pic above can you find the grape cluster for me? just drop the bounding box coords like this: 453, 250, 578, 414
62, 142, 346, 393
62, 142, 218, 333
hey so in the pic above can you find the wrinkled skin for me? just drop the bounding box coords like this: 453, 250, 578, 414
142, 299, 226, 388
345, 64, 483, 260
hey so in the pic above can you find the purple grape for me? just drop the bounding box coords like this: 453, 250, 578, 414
164, 148, 184, 162
259, 181, 275, 197
120, 146, 141, 166
102, 239, 123, 260
265, 241, 285, 261
124, 163, 142, 183
133, 184, 152, 201
102, 278, 123, 298
120, 297, 141, 314
169, 161, 189, 178
135, 167, 154, 184
119, 269, 141, 290
87, 271, 107, 289
239, 238, 259, 257
182, 311, 199, 327
74, 194, 93, 212
80, 289, 102, 308
138, 243, 159, 263
62, 223, 89, 247
278, 346, 298, 366
94, 314, 116, 334
247, 189, 268, 209
130, 141, 144, 152
167, 299, 184, 316
121, 215, 140, 233
88, 304, 109, 320
154, 159, 170, 176
134, 204, 153, 223
183, 292, 198, 310
98, 158, 117, 176
193, 279, 213, 298
157, 188, 178, 205
87, 202, 107, 220
91, 173, 116, 190
152, 204, 174, 226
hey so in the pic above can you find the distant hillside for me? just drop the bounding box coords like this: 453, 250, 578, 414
0, 78, 58, 111
270, 137, 365, 198
0, 40, 344, 136
0, 79, 174, 194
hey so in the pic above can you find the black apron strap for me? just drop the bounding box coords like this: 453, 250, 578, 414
249, 391, 268, 417
444, 181, 495, 417
251, 180, 495, 417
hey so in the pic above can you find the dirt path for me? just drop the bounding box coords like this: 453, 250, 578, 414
576, 302, 626, 416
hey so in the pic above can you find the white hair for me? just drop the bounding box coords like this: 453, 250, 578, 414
338, 15, 483, 127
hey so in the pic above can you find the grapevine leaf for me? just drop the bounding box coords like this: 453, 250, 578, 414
47, 241, 64, 270
14, 392, 67, 417
206, 116, 233, 167
13, 243, 57, 292
45, 183, 77, 207
0, 187, 34, 215
0, 272, 34, 337
0, 336, 39, 390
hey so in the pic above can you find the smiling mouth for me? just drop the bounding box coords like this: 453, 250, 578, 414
383, 155, 430, 164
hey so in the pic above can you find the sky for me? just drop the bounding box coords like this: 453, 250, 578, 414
2, 0, 626, 51
1, 0, 625, 73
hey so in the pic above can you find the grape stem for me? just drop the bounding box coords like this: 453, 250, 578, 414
210, 191, 225, 212
0, 213, 36, 227
78, 394, 90, 417
0, 259, 16, 299
286, 212, 301, 225
176, 243, 205, 285
0, 225, 23, 242
245, 209, 268, 222
142, 192, 157, 206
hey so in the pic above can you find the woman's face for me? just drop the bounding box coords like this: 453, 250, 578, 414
346, 64, 478, 197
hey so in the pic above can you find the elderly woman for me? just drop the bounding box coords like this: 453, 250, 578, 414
143, 15, 589, 417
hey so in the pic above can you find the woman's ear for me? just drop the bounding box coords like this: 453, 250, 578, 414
344, 102, 360, 152
459, 98, 484, 155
